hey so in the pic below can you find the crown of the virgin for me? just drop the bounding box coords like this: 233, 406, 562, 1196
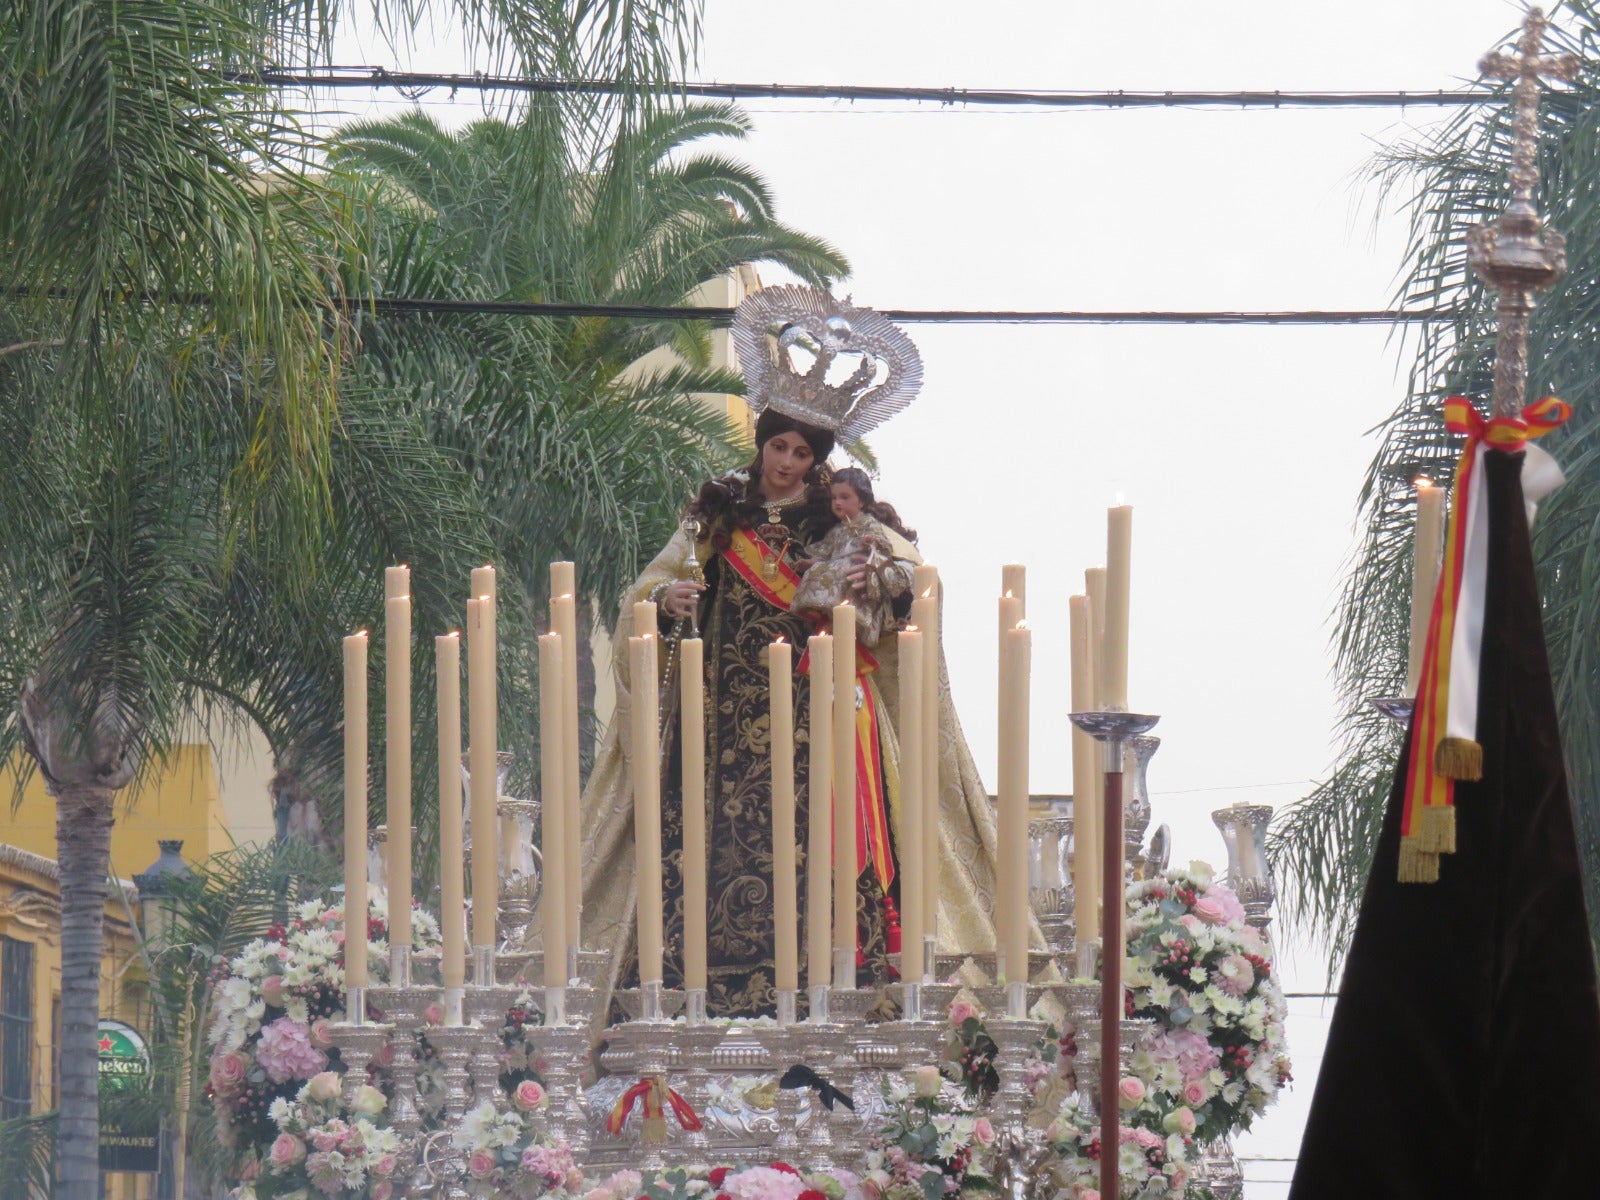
730, 287, 923, 444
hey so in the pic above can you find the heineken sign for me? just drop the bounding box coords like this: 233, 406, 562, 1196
97, 1020, 160, 1173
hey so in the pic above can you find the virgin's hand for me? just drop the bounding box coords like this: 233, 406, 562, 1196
662, 579, 704, 619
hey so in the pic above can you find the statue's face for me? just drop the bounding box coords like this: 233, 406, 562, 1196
830, 483, 863, 521
759, 430, 815, 496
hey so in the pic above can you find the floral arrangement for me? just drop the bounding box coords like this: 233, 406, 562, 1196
576, 1162, 854, 1200
864, 1067, 997, 1199
232, 1071, 402, 1200
1045, 1091, 1192, 1200
942, 998, 1071, 1102
206, 896, 442, 1181
450, 1093, 583, 1199
1124, 863, 1291, 1144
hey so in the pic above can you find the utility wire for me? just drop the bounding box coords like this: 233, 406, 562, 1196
358, 298, 1461, 325
229, 67, 1499, 111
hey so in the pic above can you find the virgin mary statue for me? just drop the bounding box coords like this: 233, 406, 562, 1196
579, 288, 1004, 1019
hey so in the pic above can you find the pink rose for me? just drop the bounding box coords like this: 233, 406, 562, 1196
372, 1183, 393, 1200
912, 1065, 942, 1098
269, 1134, 306, 1167
305, 1070, 340, 1103
1162, 1107, 1197, 1136
469, 1150, 498, 1180
1181, 1080, 1207, 1106
972, 1117, 995, 1147
311, 1129, 338, 1153
1192, 896, 1230, 925
373, 1154, 397, 1177
1117, 1076, 1145, 1107
1169, 1167, 1188, 1192
374, 1039, 396, 1067
424, 1002, 444, 1026
513, 1079, 547, 1112
1217, 953, 1256, 998
308, 1018, 335, 1049
260, 975, 287, 1006
208, 1051, 246, 1093
1081, 1191, 1101, 1200
947, 1000, 978, 1027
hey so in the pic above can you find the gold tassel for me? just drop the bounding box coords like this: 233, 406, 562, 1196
1397, 841, 1441, 884
1417, 805, 1457, 854
642, 1076, 668, 1145
1435, 737, 1483, 781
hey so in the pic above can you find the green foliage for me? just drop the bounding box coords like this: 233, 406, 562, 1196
0, 1113, 54, 1198
1272, 0, 1600, 970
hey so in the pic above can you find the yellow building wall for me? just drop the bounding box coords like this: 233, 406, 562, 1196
3, 744, 227, 878
0, 845, 151, 1198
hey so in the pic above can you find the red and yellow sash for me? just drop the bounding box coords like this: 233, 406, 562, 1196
720, 528, 894, 888
606, 1075, 702, 1144
1398, 394, 1570, 883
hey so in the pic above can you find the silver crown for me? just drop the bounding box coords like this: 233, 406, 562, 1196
730, 287, 923, 443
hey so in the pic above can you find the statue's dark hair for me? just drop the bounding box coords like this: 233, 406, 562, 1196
830, 467, 918, 543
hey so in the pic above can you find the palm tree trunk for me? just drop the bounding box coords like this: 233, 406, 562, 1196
576, 608, 598, 779
51, 778, 116, 1194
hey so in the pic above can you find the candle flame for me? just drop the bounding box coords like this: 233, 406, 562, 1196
557, 591, 574, 600
1003, 589, 1014, 599
920, 586, 934, 599
1114, 491, 1126, 506
774, 636, 787, 646
905, 624, 919, 633
477, 593, 491, 602
1016, 620, 1030, 631
1415, 476, 1434, 489
446, 630, 459, 639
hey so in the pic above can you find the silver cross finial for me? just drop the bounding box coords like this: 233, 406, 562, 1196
1468, 8, 1579, 417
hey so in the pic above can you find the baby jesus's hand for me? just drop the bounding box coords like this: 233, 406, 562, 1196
844, 556, 870, 591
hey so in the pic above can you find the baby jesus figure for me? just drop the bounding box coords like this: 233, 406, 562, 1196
791, 468, 914, 646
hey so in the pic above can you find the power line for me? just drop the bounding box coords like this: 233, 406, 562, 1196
230, 67, 1500, 111
359, 298, 1460, 325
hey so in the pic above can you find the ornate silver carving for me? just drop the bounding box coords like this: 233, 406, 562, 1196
731, 287, 923, 441
1212, 803, 1277, 932
1124, 735, 1159, 881
1469, 8, 1577, 419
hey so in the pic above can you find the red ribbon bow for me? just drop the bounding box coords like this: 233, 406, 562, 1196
605, 1075, 703, 1137
1443, 393, 1570, 450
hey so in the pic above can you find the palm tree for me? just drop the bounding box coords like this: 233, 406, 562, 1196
0, 2, 707, 1189
1271, 1, 1600, 966
329, 101, 849, 763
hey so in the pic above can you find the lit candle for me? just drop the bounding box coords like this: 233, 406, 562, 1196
436, 633, 465, 992
998, 618, 1032, 984
1069, 595, 1100, 952
681, 637, 708, 991
471, 564, 495, 602
769, 640, 799, 992
630, 634, 664, 985
343, 632, 370, 996
549, 567, 582, 952
805, 633, 833, 990
633, 599, 657, 640
467, 595, 498, 955
898, 626, 925, 982
1001, 563, 1026, 615
912, 569, 940, 945
832, 603, 858, 968
384, 578, 412, 949
1406, 480, 1445, 698
1104, 505, 1133, 709
539, 633, 567, 992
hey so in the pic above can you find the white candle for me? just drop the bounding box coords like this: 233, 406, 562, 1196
770, 640, 799, 992
550, 563, 582, 952
1001, 563, 1026, 615
832, 604, 858, 966
1086, 566, 1108, 708
681, 637, 708, 991
1069, 596, 1100, 950
467, 595, 498, 952
805, 633, 833, 990
436, 633, 465, 991
898, 627, 925, 982
995, 588, 1022, 956
633, 599, 657, 640
630, 635, 664, 985
998, 619, 1032, 984
384, 585, 412, 948
539, 633, 567, 991
1104, 506, 1133, 710
343, 632, 369, 993
912, 569, 940, 944
1406, 480, 1445, 698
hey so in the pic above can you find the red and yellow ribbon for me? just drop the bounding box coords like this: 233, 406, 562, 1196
606, 1075, 703, 1142
1399, 394, 1570, 883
